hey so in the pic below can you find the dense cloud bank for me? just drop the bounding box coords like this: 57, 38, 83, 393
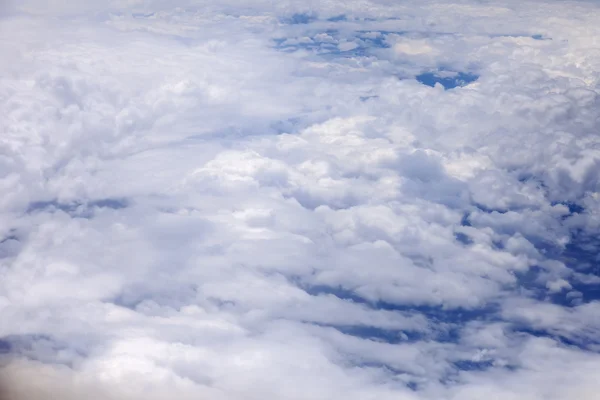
1, 0, 600, 399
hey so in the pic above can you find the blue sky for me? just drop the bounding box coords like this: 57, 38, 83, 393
1, 1, 600, 399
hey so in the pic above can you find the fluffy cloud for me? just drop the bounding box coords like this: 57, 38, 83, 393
1, 0, 600, 399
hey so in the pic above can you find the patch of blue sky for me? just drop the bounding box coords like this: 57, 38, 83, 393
273, 29, 404, 57
511, 220, 600, 307
486, 192, 600, 307
513, 327, 599, 351
515, 266, 559, 298
559, 234, 600, 302
273, 35, 337, 54
546, 283, 600, 307
561, 237, 597, 269
454, 232, 474, 245
298, 256, 599, 352
460, 213, 473, 227
303, 284, 500, 340
355, 30, 399, 49
452, 359, 495, 372
440, 361, 515, 385
297, 205, 600, 352
416, 71, 479, 89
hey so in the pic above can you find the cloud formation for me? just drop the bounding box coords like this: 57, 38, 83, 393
1, 0, 600, 399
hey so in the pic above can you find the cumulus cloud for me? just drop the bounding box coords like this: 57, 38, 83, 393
1, 0, 600, 399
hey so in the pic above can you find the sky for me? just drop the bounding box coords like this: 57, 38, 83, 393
1, 0, 600, 399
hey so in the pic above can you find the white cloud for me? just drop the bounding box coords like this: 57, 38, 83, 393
1, 0, 600, 399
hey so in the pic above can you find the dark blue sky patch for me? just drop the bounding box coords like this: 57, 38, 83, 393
569, 283, 600, 305
460, 213, 472, 227
566, 202, 585, 214
513, 227, 600, 306
551, 201, 585, 218
513, 327, 598, 351
555, 233, 600, 303
545, 283, 600, 307
530, 239, 560, 258
441, 360, 519, 386
302, 284, 500, 343
304, 284, 499, 322
513, 265, 574, 305
454, 232, 473, 245
514, 266, 546, 293
559, 232, 600, 304
416, 72, 479, 89
561, 233, 600, 271
373, 302, 500, 332
492, 239, 505, 251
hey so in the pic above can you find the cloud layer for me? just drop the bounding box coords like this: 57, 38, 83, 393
1, 1, 600, 399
